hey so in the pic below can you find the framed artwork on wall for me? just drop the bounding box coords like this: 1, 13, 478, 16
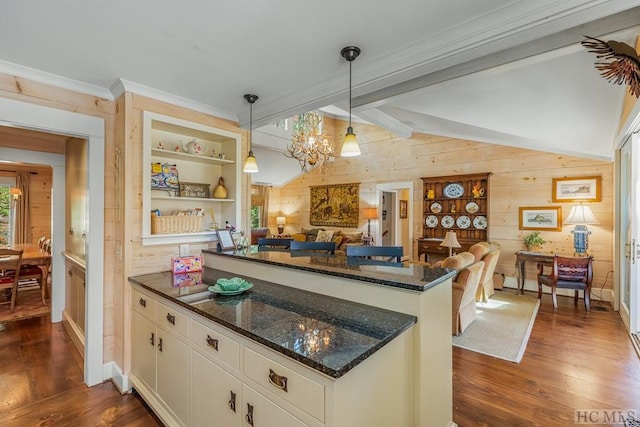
310, 183, 359, 227
552, 176, 602, 202
518, 206, 562, 231
399, 200, 408, 218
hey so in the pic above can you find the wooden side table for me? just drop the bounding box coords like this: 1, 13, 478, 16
514, 251, 555, 294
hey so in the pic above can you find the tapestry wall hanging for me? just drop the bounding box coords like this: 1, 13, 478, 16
310, 183, 359, 227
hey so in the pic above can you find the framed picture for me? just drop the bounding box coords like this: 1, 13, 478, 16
399, 200, 408, 218
310, 183, 360, 227
552, 176, 602, 202
216, 229, 236, 251
179, 182, 211, 198
519, 206, 562, 231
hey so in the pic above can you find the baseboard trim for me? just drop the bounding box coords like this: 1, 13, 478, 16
103, 361, 130, 393
502, 276, 615, 303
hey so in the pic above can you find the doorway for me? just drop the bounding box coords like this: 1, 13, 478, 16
376, 181, 413, 260
0, 97, 105, 386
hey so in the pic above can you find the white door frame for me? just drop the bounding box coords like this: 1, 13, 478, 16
376, 181, 413, 259
0, 98, 105, 387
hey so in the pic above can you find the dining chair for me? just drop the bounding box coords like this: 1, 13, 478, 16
0, 249, 23, 312
345, 245, 403, 262
257, 238, 291, 250
537, 255, 593, 311
289, 240, 336, 254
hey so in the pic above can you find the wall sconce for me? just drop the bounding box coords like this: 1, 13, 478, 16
362, 207, 378, 245
440, 231, 461, 257
564, 204, 599, 256
276, 216, 286, 234
9, 187, 22, 208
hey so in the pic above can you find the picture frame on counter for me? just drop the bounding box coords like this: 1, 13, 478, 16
216, 229, 236, 251
518, 206, 562, 231
552, 175, 602, 202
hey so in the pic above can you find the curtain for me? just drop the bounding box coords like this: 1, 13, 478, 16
15, 171, 31, 243
251, 185, 270, 228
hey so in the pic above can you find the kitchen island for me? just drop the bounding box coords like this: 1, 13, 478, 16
200, 248, 456, 427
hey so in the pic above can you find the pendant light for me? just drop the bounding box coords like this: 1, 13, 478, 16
243, 94, 259, 173
340, 46, 361, 157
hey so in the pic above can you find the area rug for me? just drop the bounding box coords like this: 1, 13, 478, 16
452, 292, 539, 363
0, 289, 50, 323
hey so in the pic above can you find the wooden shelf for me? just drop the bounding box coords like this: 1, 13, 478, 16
151, 148, 234, 165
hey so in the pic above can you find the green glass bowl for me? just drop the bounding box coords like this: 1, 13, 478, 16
216, 277, 246, 291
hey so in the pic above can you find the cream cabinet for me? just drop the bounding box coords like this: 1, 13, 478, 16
62, 256, 85, 356
142, 111, 242, 245
130, 284, 413, 427
131, 289, 190, 426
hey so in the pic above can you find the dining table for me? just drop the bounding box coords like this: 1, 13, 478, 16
1, 243, 51, 304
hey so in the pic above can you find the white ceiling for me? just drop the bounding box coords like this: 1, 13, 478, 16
1, 0, 640, 185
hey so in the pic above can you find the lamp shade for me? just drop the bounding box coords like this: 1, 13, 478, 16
276, 216, 286, 225
362, 207, 378, 219
242, 153, 259, 173
9, 187, 22, 198
564, 205, 599, 225
341, 128, 361, 157
440, 231, 461, 249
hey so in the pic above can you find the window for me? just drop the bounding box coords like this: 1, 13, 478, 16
250, 205, 261, 229
0, 179, 16, 245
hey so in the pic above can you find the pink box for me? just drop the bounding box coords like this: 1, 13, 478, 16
171, 256, 203, 274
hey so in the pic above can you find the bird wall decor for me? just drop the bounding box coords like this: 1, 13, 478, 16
581, 35, 640, 98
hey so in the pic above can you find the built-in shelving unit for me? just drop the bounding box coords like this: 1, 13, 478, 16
142, 112, 241, 245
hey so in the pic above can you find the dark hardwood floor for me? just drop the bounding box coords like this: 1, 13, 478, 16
454, 289, 640, 427
0, 290, 638, 426
0, 315, 162, 427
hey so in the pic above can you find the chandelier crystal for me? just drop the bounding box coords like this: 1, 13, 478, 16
285, 111, 334, 172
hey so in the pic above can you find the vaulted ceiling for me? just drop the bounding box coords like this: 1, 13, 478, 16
1, 1, 639, 181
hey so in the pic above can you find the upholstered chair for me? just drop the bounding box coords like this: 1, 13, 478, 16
443, 252, 485, 335
537, 256, 593, 311
468, 242, 501, 302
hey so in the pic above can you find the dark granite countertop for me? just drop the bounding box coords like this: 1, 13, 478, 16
202, 247, 456, 291
129, 267, 417, 379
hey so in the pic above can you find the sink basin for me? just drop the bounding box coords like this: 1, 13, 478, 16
176, 291, 212, 305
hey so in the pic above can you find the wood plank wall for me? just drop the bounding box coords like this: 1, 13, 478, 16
0, 72, 120, 365
272, 119, 614, 295
120, 93, 248, 277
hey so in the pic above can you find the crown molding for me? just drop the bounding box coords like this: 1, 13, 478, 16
239, 0, 640, 128
110, 79, 237, 122
0, 60, 114, 100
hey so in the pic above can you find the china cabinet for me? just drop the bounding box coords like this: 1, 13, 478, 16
142, 112, 241, 245
419, 173, 491, 261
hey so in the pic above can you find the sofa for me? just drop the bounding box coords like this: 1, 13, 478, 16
290, 228, 364, 252
441, 252, 485, 336
250, 227, 270, 245
468, 242, 501, 302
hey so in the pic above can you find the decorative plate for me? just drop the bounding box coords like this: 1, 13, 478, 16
209, 282, 254, 296
443, 183, 464, 198
441, 215, 455, 228
456, 215, 471, 229
425, 215, 439, 228
473, 216, 488, 230
430, 202, 443, 213
465, 201, 479, 214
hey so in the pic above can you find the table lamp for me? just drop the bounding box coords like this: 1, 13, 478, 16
276, 216, 286, 234
362, 207, 378, 245
564, 204, 599, 256
440, 231, 461, 257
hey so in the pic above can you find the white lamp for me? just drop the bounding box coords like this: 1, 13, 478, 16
440, 231, 461, 257
564, 204, 599, 256
340, 46, 362, 157
242, 94, 259, 173
276, 216, 286, 234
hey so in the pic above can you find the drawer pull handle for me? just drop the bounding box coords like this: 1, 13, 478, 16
166, 313, 175, 325
268, 369, 288, 392
149, 332, 154, 347
228, 390, 236, 412
206, 335, 219, 351
158, 337, 163, 352
245, 403, 254, 426
139, 297, 146, 308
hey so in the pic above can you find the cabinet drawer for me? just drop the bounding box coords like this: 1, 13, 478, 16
132, 288, 155, 318
156, 301, 189, 338
190, 319, 240, 370
243, 348, 324, 422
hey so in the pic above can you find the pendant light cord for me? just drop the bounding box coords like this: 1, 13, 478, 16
349, 59, 352, 128
249, 101, 253, 152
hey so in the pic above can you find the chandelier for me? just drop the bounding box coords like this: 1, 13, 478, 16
285, 111, 334, 172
